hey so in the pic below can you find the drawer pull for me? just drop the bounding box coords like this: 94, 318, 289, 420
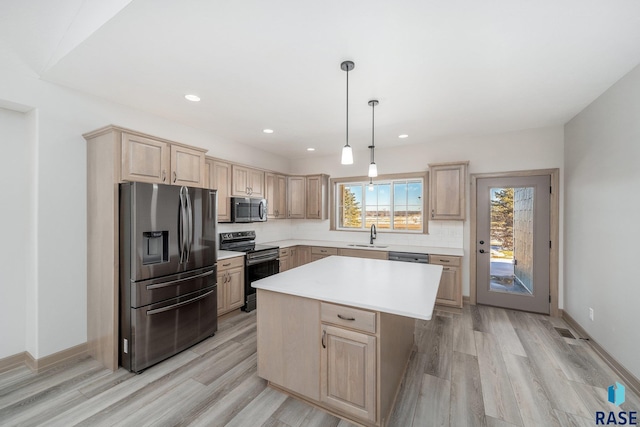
443, 267, 450, 271
222, 262, 231, 267
439, 259, 450, 262
337, 314, 356, 321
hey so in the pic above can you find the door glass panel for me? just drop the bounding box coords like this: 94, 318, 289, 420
489, 187, 534, 295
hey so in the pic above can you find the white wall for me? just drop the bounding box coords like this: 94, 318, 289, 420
291, 126, 565, 300
565, 64, 640, 379
0, 107, 31, 359
0, 68, 290, 360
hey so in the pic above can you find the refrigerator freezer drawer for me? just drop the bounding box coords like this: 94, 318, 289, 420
122, 286, 217, 373
129, 266, 216, 308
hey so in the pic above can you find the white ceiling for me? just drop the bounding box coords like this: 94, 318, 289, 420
3, 0, 640, 159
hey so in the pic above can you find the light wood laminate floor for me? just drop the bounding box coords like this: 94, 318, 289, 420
1, 305, 638, 426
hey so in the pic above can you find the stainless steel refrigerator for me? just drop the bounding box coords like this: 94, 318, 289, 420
119, 182, 218, 373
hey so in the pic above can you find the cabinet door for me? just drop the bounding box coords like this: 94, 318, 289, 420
435, 266, 462, 308
210, 160, 232, 222
217, 272, 227, 314
306, 175, 328, 219
296, 246, 311, 266
429, 162, 468, 220
121, 133, 169, 184
321, 325, 376, 423
266, 173, 287, 219
232, 165, 264, 197
226, 267, 244, 311
248, 168, 265, 198
171, 144, 205, 187
287, 176, 306, 218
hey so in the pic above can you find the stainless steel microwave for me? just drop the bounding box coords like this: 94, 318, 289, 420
230, 197, 268, 223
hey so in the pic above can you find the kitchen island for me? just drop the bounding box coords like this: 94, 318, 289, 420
253, 256, 443, 427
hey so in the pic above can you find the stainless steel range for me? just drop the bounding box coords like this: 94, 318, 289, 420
219, 231, 279, 312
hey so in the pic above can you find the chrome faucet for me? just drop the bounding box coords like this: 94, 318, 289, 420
370, 224, 377, 245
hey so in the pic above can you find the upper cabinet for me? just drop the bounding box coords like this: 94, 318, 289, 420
265, 173, 287, 219
206, 158, 232, 223
121, 131, 206, 188
287, 176, 306, 219
232, 165, 265, 198
306, 174, 329, 220
429, 161, 468, 220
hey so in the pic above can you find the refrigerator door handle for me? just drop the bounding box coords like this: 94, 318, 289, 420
178, 187, 189, 264
185, 187, 193, 263
146, 289, 214, 316
145, 269, 214, 290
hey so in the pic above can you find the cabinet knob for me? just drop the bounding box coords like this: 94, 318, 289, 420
479, 249, 485, 253
479, 240, 485, 245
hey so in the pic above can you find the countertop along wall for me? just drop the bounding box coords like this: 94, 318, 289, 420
565, 63, 640, 379
289, 126, 565, 303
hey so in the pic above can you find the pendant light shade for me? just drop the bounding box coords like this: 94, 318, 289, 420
340, 61, 355, 165
341, 144, 353, 164
368, 99, 379, 177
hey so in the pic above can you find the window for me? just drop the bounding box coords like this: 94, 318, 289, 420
334, 174, 426, 233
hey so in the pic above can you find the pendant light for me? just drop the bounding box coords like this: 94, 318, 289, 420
340, 61, 355, 165
368, 99, 379, 177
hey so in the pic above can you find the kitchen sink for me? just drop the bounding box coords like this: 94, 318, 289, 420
346, 244, 388, 248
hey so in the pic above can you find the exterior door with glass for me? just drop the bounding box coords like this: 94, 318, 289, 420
476, 175, 550, 314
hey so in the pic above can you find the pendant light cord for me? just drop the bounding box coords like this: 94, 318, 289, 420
371, 102, 375, 163
346, 68, 349, 147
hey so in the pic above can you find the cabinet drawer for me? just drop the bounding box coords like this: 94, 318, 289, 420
430, 255, 460, 266
218, 256, 244, 270
321, 303, 376, 334
279, 248, 290, 257
311, 246, 338, 256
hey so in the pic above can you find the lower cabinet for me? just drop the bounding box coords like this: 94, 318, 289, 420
337, 248, 388, 260
217, 256, 245, 316
321, 324, 377, 422
311, 246, 338, 262
294, 246, 311, 267
257, 290, 414, 427
279, 248, 291, 273
430, 255, 462, 308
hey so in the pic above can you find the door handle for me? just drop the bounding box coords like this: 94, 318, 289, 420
185, 187, 193, 263
322, 330, 326, 349
173, 171, 177, 183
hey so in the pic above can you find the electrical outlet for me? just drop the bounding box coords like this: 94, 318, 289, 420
589, 307, 594, 321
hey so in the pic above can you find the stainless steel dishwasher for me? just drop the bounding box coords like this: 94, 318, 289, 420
388, 251, 430, 264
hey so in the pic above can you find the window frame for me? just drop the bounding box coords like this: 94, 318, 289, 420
330, 172, 429, 234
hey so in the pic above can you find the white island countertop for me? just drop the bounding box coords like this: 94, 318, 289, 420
252, 255, 443, 321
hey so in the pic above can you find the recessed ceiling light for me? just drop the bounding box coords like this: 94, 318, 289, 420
307, 148, 315, 152
185, 94, 201, 102
263, 129, 274, 134
399, 134, 409, 139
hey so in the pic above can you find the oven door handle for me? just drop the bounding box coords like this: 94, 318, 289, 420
146, 290, 214, 316
246, 255, 279, 265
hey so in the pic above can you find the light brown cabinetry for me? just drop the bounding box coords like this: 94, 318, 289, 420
121, 132, 206, 188
279, 248, 291, 273
217, 256, 245, 316
306, 174, 329, 219
311, 246, 338, 262
257, 290, 414, 427
337, 248, 388, 260
266, 173, 287, 219
321, 324, 376, 422
429, 161, 468, 220
232, 165, 264, 197
430, 255, 462, 308
294, 246, 311, 267
206, 158, 232, 222
287, 176, 306, 219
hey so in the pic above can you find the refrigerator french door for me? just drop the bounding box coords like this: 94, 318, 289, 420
120, 182, 218, 373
